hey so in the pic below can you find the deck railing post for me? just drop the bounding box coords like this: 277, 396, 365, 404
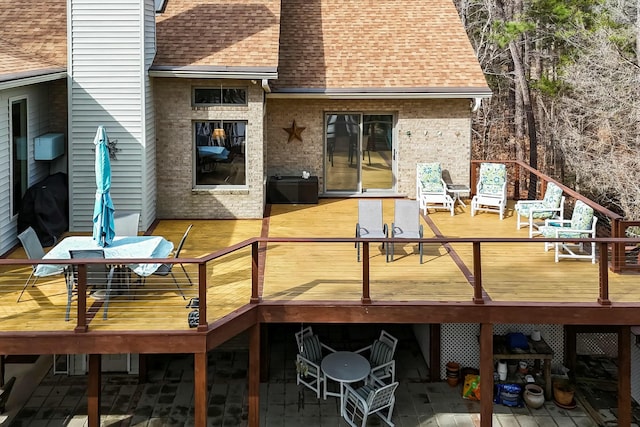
514, 163, 520, 200
362, 242, 371, 303
75, 264, 88, 332
473, 242, 484, 304
250, 241, 261, 303
197, 262, 208, 331
611, 218, 623, 273
598, 242, 611, 305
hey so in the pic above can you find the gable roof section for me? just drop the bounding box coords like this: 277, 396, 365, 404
152, 0, 281, 79
272, 0, 490, 98
0, 0, 67, 89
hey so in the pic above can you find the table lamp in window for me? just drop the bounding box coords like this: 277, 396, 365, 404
213, 128, 226, 146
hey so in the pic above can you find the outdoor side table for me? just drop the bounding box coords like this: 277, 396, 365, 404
446, 184, 471, 207
321, 351, 371, 416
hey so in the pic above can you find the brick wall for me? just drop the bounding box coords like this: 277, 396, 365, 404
267, 98, 472, 197
154, 78, 266, 219
155, 85, 472, 219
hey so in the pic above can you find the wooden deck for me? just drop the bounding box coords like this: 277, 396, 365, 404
1, 198, 638, 335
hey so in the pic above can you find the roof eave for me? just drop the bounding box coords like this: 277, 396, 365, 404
267, 87, 492, 100
149, 65, 278, 80
0, 69, 66, 91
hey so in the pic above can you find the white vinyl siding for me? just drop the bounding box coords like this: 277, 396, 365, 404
0, 85, 62, 254
68, 0, 156, 232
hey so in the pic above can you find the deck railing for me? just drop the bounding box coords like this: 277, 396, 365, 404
471, 160, 638, 272
3, 235, 639, 332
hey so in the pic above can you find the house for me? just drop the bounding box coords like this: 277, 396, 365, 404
0, 0, 490, 253
5, 1, 638, 427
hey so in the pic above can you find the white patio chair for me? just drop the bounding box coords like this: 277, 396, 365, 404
470, 163, 507, 220
68, 249, 116, 320
416, 163, 454, 216
342, 381, 399, 427
515, 182, 565, 237
355, 200, 388, 262
390, 200, 423, 263
355, 330, 398, 385
114, 211, 140, 236
294, 326, 336, 399
538, 200, 598, 263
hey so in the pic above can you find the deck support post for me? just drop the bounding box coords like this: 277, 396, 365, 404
479, 324, 493, 427
87, 354, 101, 427
248, 323, 261, 426
618, 326, 631, 426
194, 352, 208, 427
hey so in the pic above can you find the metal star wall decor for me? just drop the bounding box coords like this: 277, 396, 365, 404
283, 120, 306, 143
106, 138, 121, 160
91, 137, 121, 160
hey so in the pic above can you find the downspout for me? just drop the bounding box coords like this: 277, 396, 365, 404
262, 79, 271, 93
471, 97, 482, 112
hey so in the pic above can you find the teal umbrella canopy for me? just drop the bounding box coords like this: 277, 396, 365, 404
92, 126, 115, 247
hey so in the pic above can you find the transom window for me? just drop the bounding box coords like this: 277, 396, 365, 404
194, 120, 247, 186
193, 87, 247, 106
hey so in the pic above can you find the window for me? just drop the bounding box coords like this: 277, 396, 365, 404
194, 120, 247, 186
193, 88, 247, 106
11, 98, 28, 216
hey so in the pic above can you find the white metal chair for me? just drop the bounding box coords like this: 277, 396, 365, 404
355, 330, 398, 385
114, 211, 140, 236
16, 227, 53, 303
342, 381, 399, 427
355, 200, 388, 262
515, 182, 565, 237
390, 200, 423, 263
539, 200, 598, 263
143, 224, 193, 299
416, 163, 454, 216
68, 249, 115, 320
470, 163, 507, 220
294, 326, 336, 399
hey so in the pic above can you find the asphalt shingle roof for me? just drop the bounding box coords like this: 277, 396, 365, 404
0, 0, 67, 80
274, 0, 489, 92
153, 0, 282, 71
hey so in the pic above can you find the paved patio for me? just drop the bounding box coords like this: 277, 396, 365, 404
0, 325, 610, 426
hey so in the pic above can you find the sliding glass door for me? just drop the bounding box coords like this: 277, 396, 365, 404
324, 113, 394, 194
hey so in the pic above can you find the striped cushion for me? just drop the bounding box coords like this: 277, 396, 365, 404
370, 340, 392, 367
301, 335, 322, 363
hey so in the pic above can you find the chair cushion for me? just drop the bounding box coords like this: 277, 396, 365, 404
301, 335, 322, 363
355, 384, 375, 405
516, 202, 556, 219
417, 163, 444, 192
571, 200, 594, 231
369, 339, 393, 367
542, 183, 563, 208
478, 163, 506, 195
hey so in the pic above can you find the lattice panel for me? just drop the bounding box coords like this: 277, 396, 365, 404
576, 333, 618, 357
440, 323, 564, 380
631, 333, 640, 404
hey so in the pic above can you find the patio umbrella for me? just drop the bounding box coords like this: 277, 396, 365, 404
92, 126, 115, 247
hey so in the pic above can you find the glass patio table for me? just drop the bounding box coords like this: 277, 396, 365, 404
34, 235, 174, 278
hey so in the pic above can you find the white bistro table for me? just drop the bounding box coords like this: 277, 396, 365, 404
321, 351, 371, 416
446, 184, 471, 207
34, 235, 174, 278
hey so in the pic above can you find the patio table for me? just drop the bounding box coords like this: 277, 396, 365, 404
34, 235, 174, 278
321, 351, 370, 416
